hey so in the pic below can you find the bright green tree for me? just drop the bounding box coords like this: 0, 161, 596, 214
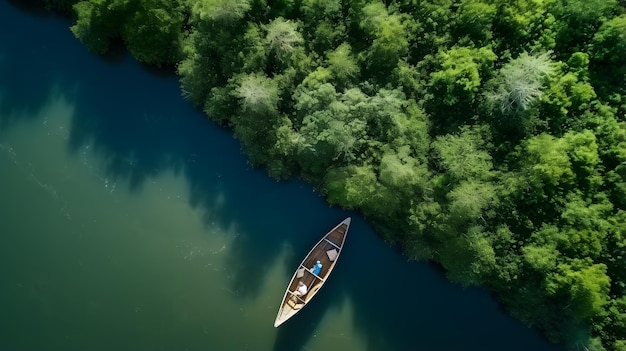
546, 259, 611, 321
522, 133, 575, 187
189, 0, 250, 23
326, 43, 360, 88
430, 46, 497, 106
358, 2, 410, 77
432, 125, 494, 183
591, 15, 626, 66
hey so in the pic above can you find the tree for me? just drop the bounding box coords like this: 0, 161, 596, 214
591, 15, 626, 66
301, 0, 342, 22
264, 17, 304, 63
71, 0, 122, 54
378, 145, 429, 195
522, 133, 575, 188
491, 0, 554, 54
239, 24, 268, 73
546, 259, 611, 321
121, 0, 184, 65
71, 0, 185, 64
558, 194, 611, 259
189, 0, 251, 24
352, 88, 428, 151
589, 14, 626, 94
53, 0, 626, 347
324, 165, 379, 210
447, 180, 497, 227
438, 225, 497, 286
358, 2, 410, 77
486, 51, 555, 116
522, 243, 559, 274
234, 72, 280, 114
326, 43, 360, 88
453, 0, 497, 45
548, 0, 619, 55
432, 125, 494, 183
292, 74, 368, 174
230, 73, 283, 167
563, 130, 602, 188
430, 46, 497, 106
300, 0, 346, 51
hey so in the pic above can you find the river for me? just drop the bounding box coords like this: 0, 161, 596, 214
0, 2, 566, 350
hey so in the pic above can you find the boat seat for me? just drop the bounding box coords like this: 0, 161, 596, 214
287, 298, 304, 309
296, 268, 305, 278
326, 249, 338, 262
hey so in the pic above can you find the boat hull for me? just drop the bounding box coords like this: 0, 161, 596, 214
273, 217, 351, 327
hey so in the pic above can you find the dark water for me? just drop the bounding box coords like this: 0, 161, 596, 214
0, 2, 566, 350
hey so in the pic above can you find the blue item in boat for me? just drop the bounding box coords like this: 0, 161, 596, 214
312, 261, 322, 275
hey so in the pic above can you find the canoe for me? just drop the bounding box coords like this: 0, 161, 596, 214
274, 217, 351, 327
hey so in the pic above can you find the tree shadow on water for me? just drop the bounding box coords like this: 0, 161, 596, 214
337, 219, 567, 351
1, 0, 305, 305
0, 5, 77, 131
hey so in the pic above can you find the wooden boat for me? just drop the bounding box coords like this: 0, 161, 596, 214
274, 217, 351, 327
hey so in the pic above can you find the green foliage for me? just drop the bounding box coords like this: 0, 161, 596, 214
234, 72, 280, 114
486, 51, 555, 117
430, 46, 497, 106
325, 164, 403, 222
546, 259, 611, 321
190, 0, 251, 23
548, 0, 619, 55
239, 24, 268, 73
439, 226, 497, 286
300, 0, 346, 51
432, 125, 494, 183
522, 243, 559, 273
264, 17, 304, 64
453, 0, 497, 45
378, 146, 428, 191
71, 0, 119, 54
293, 76, 370, 174
491, 0, 554, 53
71, 0, 184, 64
447, 180, 497, 225
358, 2, 410, 77
522, 133, 575, 187
591, 15, 626, 67
326, 43, 360, 88
121, 1, 184, 64
325, 165, 378, 210
562, 130, 602, 187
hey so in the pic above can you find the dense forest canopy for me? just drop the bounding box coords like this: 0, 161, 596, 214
41, 0, 625, 349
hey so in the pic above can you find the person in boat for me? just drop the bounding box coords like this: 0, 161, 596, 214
312, 260, 322, 275
294, 281, 308, 296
